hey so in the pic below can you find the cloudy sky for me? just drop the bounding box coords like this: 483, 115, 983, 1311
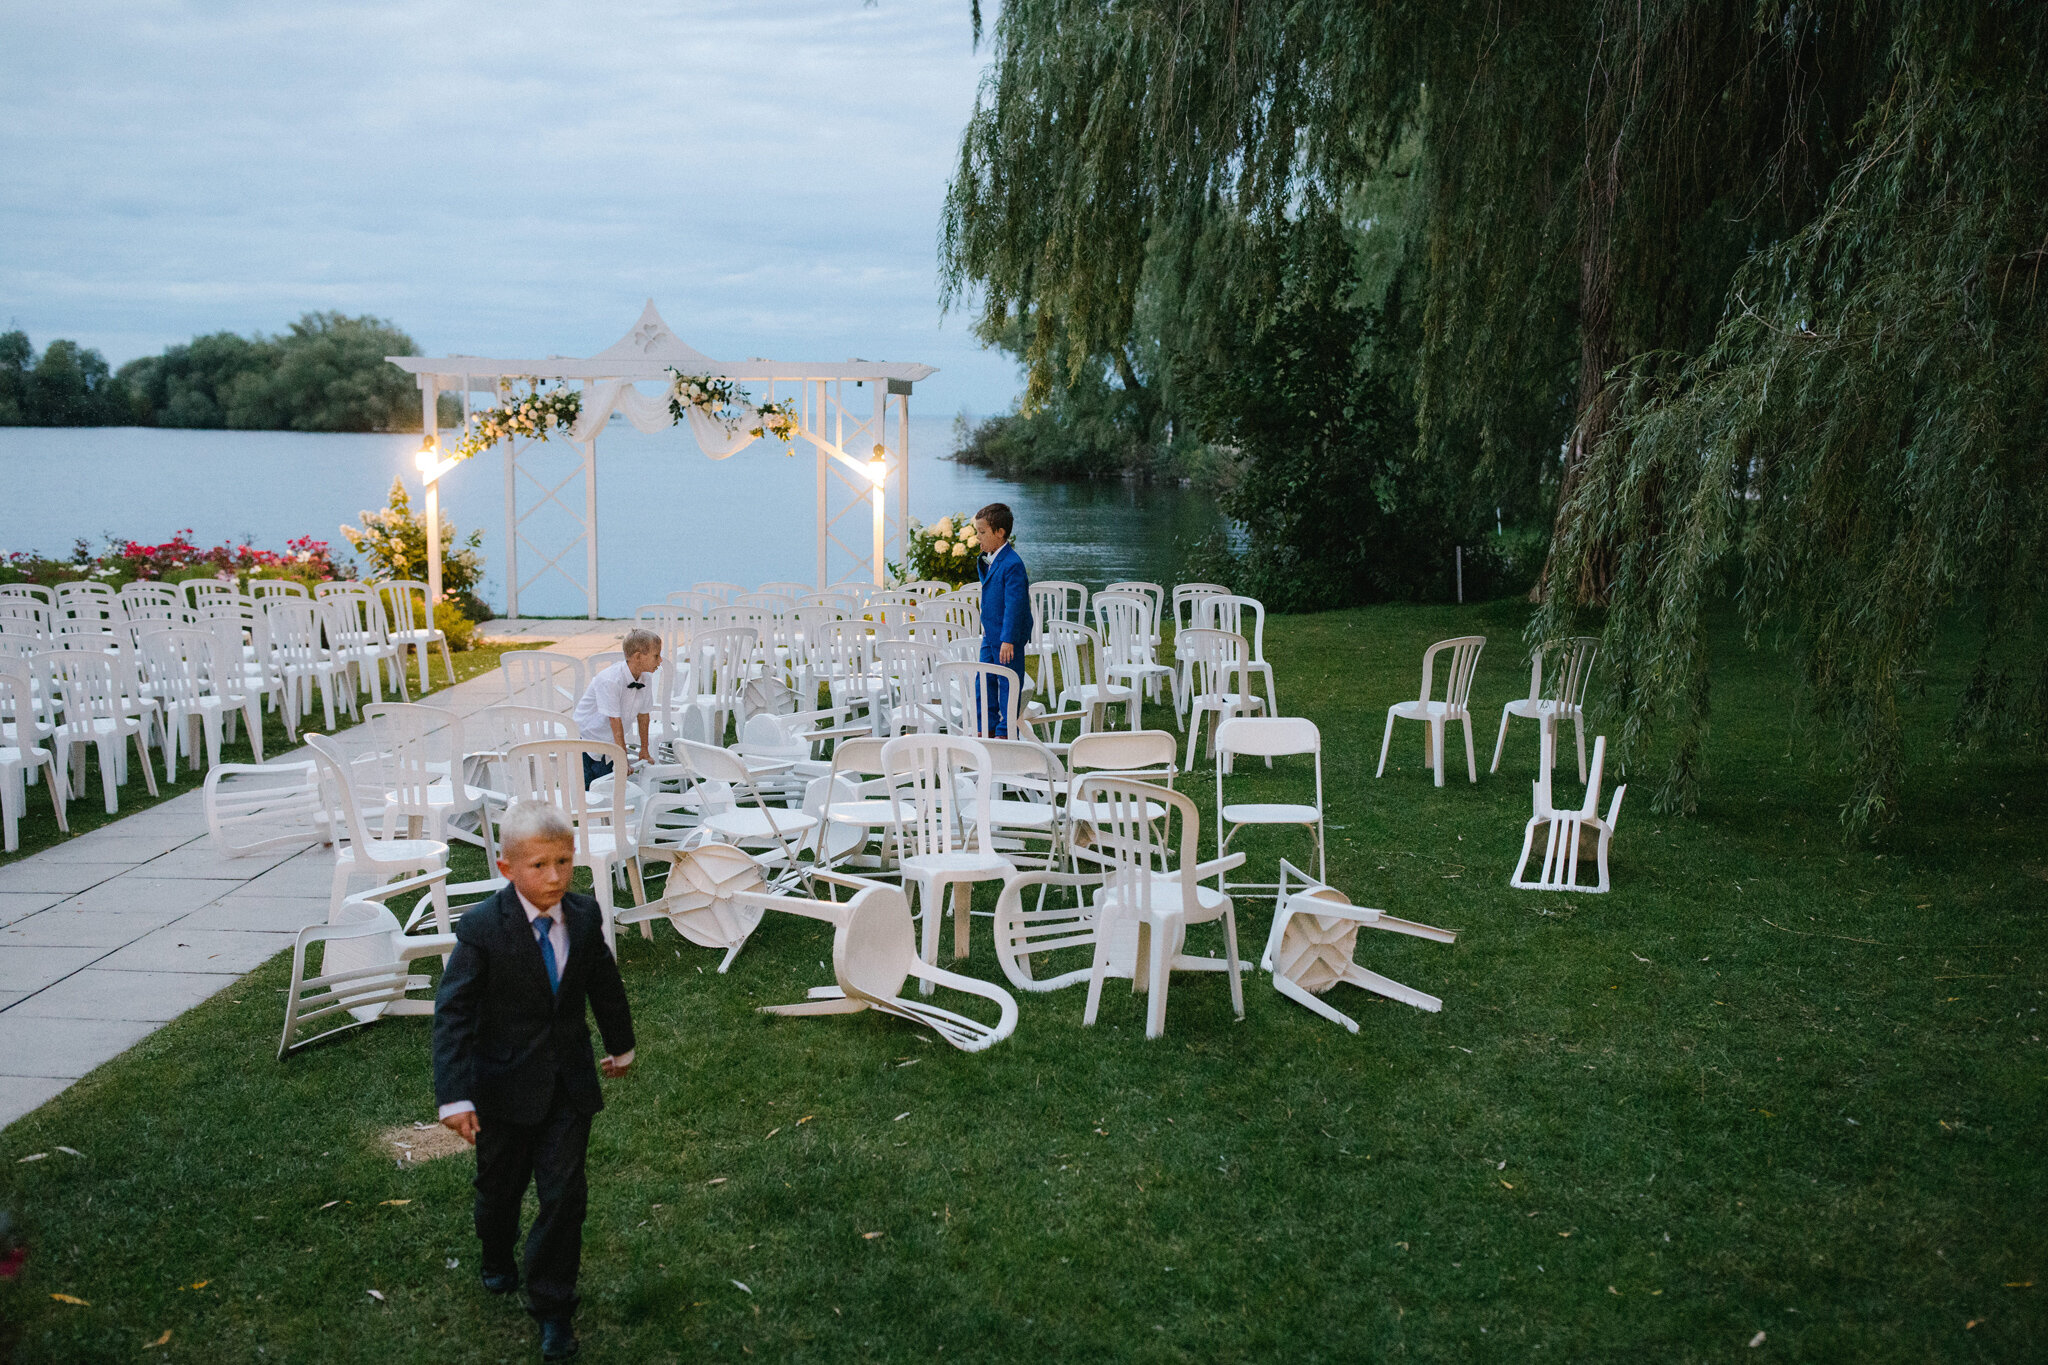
0, 0, 1018, 416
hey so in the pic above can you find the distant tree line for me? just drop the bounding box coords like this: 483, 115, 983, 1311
0, 312, 446, 432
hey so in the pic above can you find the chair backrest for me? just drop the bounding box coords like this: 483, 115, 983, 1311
183, 579, 239, 610
1172, 582, 1230, 632
119, 582, 183, 617
1069, 728, 1178, 784
0, 597, 51, 637
759, 581, 812, 599
0, 670, 39, 746
826, 733, 889, 782
502, 739, 628, 861
1104, 581, 1164, 634
363, 702, 464, 816
1092, 594, 1153, 667
40, 649, 129, 732
931, 661, 1024, 739
688, 627, 759, 705
319, 586, 391, 648
1029, 581, 1088, 640
139, 628, 218, 710
733, 592, 791, 611
501, 651, 584, 710
1418, 636, 1487, 709
666, 589, 721, 613
1176, 628, 1254, 702
56, 581, 117, 620
1071, 775, 1205, 919
263, 597, 327, 662
1214, 715, 1319, 760
900, 579, 951, 599
1200, 595, 1268, 661
881, 732, 993, 861
692, 581, 744, 602
1540, 636, 1600, 710
797, 591, 857, 612
878, 640, 943, 705
376, 580, 434, 636
0, 584, 56, 608
202, 760, 321, 855
249, 579, 308, 600
305, 732, 385, 850
468, 703, 572, 752
1045, 624, 1107, 701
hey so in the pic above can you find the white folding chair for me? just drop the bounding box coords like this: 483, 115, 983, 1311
738, 871, 1018, 1052
1492, 636, 1600, 780
1377, 635, 1486, 786
1213, 716, 1326, 897
881, 733, 1016, 985
1511, 730, 1626, 893
1260, 859, 1457, 1030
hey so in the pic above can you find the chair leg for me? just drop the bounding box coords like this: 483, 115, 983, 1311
1463, 715, 1478, 783
1431, 720, 1446, 788
953, 880, 971, 960
133, 732, 159, 798
1574, 714, 1588, 783
1223, 907, 1244, 1020
1376, 710, 1395, 777
1490, 707, 1512, 774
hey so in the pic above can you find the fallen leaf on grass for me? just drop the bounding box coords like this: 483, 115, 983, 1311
893, 1112, 910, 1122
2006, 1281, 2033, 1288
142, 1329, 171, 1349
366, 1289, 385, 1302
1608, 1285, 1620, 1295
18, 1153, 47, 1163
896, 1059, 919, 1068
178, 1282, 208, 1292
1966, 1320, 1981, 1329
731, 1280, 752, 1294
1501, 1181, 1514, 1189
764, 1128, 780, 1140
797, 1115, 815, 1125
862, 1232, 883, 1240
377, 1199, 411, 1207
50, 1293, 89, 1306
56, 1146, 83, 1157
1558, 1231, 1572, 1238
707, 1177, 728, 1186
318, 1201, 340, 1210
1748, 1330, 1766, 1347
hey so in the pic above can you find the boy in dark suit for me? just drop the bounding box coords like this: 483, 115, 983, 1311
435, 802, 636, 1361
974, 501, 1031, 737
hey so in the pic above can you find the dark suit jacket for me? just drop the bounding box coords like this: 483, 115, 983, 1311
432, 886, 636, 1126
977, 541, 1031, 658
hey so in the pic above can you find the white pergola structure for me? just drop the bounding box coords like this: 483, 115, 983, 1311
387, 302, 935, 618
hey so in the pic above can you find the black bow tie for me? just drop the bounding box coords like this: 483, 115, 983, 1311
626, 680, 645, 689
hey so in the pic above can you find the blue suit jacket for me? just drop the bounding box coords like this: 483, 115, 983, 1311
978, 541, 1030, 660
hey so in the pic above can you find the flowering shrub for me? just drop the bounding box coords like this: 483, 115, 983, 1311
341, 478, 485, 603
896, 513, 985, 588
449, 383, 583, 462
0, 530, 342, 589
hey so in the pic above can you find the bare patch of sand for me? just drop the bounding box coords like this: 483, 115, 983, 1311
378, 1122, 471, 1165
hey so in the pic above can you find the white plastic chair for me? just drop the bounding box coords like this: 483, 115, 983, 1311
41, 649, 160, 813
1171, 582, 1230, 635
881, 733, 1016, 984
0, 670, 67, 850
306, 733, 449, 923
264, 598, 356, 731
277, 869, 459, 1059
1214, 716, 1326, 897
614, 840, 771, 972
1094, 591, 1178, 713
1377, 635, 1487, 786
1259, 859, 1457, 1029
249, 579, 308, 602
1492, 636, 1599, 780
738, 871, 1018, 1052
1045, 624, 1137, 737
1075, 776, 1245, 1039
203, 760, 321, 857
1176, 628, 1263, 768
376, 580, 457, 692
501, 738, 633, 949
672, 737, 820, 872
1194, 595, 1278, 722
930, 660, 1030, 741
138, 627, 230, 779
692, 580, 744, 603
315, 584, 409, 704
500, 651, 585, 712
1511, 729, 1625, 893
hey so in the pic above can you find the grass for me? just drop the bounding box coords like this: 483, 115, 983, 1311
0, 640, 552, 869
1, 601, 2042, 1362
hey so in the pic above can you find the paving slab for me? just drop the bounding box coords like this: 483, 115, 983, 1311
0, 891, 70, 927
0, 861, 132, 896
132, 840, 302, 879
35, 830, 201, 864
0, 1016, 163, 1079
177, 894, 329, 934
61, 876, 246, 917
94, 928, 294, 976
2, 908, 189, 947
97, 802, 211, 837
0, 1075, 73, 1129
7, 969, 235, 1022
0, 944, 107, 993
238, 851, 338, 900
0, 991, 25, 1011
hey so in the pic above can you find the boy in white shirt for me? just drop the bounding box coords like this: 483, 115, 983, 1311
570, 628, 662, 788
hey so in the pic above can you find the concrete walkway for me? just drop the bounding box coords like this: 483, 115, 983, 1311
0, 620, 632, 1129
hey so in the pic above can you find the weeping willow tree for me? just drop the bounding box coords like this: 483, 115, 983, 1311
943, 0, 2045, 829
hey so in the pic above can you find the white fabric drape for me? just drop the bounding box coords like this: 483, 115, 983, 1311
565, 379, 767, 461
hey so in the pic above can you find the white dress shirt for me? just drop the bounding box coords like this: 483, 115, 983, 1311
437, 892, 632, 1121
572, 659, 653, 744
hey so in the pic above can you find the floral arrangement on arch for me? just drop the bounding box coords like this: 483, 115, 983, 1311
667, 369, 801, 446
449, 382, 583, 462
897, 513, 984, 589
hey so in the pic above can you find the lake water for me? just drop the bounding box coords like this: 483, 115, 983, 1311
0, 419, 1226, 616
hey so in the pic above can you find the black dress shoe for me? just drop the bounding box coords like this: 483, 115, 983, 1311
540, 1317, 580, 1360
481, 1269, 519, 1295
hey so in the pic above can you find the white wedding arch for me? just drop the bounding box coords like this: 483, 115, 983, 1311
386, 300, 935, 618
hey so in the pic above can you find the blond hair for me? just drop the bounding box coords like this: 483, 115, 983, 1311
499, 800, 574, 856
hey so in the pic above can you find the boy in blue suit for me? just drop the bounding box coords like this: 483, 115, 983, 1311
974, 501, 1030, 737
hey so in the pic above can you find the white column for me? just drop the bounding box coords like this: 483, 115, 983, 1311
581, 434, 600, 619
421, 377, 442, 609
503, 432, 519, 619
814, 381, 828, 588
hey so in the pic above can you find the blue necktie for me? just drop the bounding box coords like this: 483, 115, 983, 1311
533, 915, 561, 995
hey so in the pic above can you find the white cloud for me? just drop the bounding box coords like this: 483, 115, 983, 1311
0, 0, 1017, 413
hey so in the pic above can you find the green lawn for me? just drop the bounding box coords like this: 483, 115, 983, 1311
0, 640, 552, 868
2, 602, 2041, 1362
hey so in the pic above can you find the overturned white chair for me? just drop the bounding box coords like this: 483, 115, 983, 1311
613, 840, 771, 973
1510, 729, 1625, 893
277, 869, 458, 1059
1259, 859, 1457, 1031
202, 760, 323, 857
736, 871, 1018, 1052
